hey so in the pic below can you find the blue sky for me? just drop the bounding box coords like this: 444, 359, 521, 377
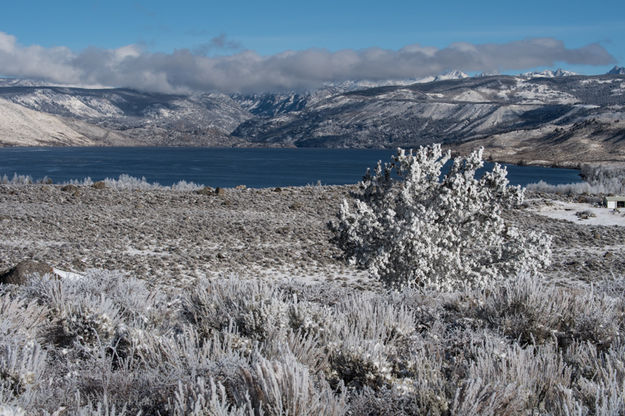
0, 0, 623, 92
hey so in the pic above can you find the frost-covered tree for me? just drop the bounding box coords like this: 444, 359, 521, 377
329, 144, 551, 291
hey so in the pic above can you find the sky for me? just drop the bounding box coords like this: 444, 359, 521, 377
0, 0, 623, 93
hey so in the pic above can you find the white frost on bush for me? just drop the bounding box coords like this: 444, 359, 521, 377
330, 144, 552, 290
1, 173, 203, 191
0, 268, 624, 413
527, 180, 619, 195
0, 174, 42, 185
527, 164, 625, 195
102, 174, 203, 191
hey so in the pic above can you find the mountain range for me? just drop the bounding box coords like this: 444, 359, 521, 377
1, 66, 624, 166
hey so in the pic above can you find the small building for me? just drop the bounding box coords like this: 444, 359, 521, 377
604, 195, 625, 209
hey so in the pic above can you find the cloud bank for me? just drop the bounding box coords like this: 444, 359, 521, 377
0, 32, 615, 93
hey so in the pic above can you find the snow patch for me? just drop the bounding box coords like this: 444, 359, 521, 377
580, 79, 617, 85
53, 268, 84, 281
514, 82, 578, 104
124, 247, 171, 257
453, 90, 486, 102
529, 200, 625, 226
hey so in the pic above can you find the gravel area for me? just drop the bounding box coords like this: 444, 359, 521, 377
0, 183, 374, 287
1, 184, 624, 287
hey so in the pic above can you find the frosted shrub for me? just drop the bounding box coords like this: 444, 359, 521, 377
453, 336, 573, 414
527, 164, 625, 195
0, 174, 52, 185
0, 341, 46, 399
68, 177, 95, 186
329, 144, 552, 290
1, 267, 625, 413
21, 274, 122, 350
473, 275, 621, 348
0, 405, 26, 416
172, 377, 254, 416
183, 279, 288, 343
328, 336, 393, 391
170, 180, 204, 192
579, 164, 625, 194
243, 354, 347, 416
0, 174, 31, 185
101, 174, 202, 191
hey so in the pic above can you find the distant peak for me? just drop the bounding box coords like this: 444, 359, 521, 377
607, 65, 625, 75
521, 68, 577, 78
553, 68, 577, 77
434, 70, 469, 81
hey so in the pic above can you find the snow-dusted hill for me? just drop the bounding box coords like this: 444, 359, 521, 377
608, 66, 625, 75
0, 98, 132, 146
0, 87, 251, 147
1, 69, 624, 165
235, 74, 624, 135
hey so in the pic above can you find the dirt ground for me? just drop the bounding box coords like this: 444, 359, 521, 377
1, 184, 624, 287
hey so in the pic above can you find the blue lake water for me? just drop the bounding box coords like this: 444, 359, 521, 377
0, 147, 582, 188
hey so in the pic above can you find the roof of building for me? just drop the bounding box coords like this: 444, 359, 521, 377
604, 195, 625, 201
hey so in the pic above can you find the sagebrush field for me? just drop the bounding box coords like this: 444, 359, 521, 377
2, 160, 625, 414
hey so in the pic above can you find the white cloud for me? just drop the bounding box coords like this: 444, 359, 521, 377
0, 32, 17, 52
114, 45, 142, 61
0, 32, 616, 93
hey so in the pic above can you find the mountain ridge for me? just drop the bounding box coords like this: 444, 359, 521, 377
608, 66, 625, 75
1, 69, 624, 166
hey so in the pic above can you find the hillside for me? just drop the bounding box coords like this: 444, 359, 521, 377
233, 74, 625, 165
0, 87, 250, 147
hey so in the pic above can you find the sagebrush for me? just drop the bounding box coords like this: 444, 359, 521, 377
0, 270, 624, 414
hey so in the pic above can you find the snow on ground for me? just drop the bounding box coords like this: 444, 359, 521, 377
514, 82, 578, 104
124, 246, 172, 257
53, 268, 84, 281
453, 90, 487, 102
580, 79, 618, 85
529, 199, 625, 226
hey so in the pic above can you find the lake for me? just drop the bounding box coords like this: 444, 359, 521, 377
0, 147, 582, 188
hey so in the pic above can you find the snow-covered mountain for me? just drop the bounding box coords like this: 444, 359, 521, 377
0, 98, 116, 146
232, 73, 625, 165
434, 70, 470, 81
1, 70, 625, 165
608, 66, 625, 75
521, 68, 578, 78
0, 87, 252, 147
232, 93, 308, 118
